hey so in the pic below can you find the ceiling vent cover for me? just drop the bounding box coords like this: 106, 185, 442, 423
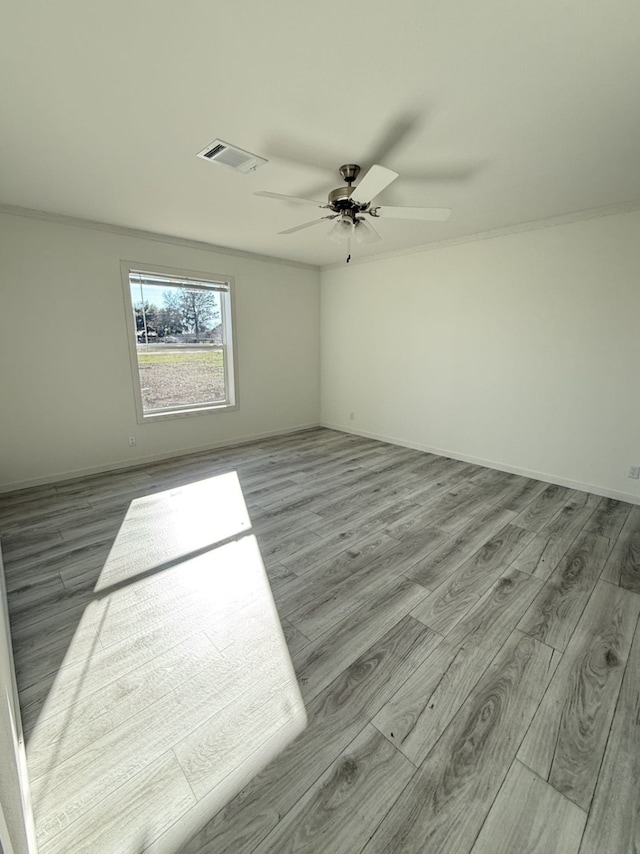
197, 139, 267, 173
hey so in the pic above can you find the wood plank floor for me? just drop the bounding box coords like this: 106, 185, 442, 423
1, 428, 639, 853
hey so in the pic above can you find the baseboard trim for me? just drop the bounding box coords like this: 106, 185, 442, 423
321, 421, 640, 507
0, 423, 321, 494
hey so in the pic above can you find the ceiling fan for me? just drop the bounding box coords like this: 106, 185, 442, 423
255, 163, 451, 260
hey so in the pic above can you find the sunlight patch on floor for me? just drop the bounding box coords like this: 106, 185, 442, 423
25, 474, 307, 854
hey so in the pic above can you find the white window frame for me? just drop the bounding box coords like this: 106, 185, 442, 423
121, 261, 238, 423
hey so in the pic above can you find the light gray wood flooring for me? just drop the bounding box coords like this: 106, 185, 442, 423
1, 428, 639, 853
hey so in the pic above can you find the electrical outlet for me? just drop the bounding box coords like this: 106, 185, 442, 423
628, 465, 640, 480
349, 412, 355, 421
128, 436, 136, 447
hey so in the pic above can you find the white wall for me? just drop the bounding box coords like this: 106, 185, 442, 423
0, 212, 320, 491
321, 210, 640, 503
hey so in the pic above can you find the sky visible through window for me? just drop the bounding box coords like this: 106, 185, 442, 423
135, 283, 167, 304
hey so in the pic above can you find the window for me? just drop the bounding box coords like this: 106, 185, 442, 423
122, 263, 237, 421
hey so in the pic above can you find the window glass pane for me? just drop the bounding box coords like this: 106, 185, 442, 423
129, 274, 230, 414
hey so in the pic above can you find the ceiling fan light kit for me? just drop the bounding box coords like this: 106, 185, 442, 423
354, 218, 381, 244
328, 215, 354, 244
256, 163, 451, 261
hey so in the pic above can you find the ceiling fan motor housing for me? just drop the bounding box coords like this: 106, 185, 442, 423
328, 185, 357, 210
326, 164, 366, 218
329, 165, 368, 217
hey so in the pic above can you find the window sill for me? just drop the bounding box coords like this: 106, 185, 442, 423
138, 402, 239, 424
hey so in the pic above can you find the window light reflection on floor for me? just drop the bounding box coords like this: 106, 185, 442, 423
26, 473, 307, 854
94, 471, 253, 593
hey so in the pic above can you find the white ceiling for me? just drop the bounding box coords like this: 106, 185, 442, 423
2, 0, 639, 267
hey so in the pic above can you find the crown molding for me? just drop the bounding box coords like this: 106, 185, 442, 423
0, 204, 319, 272
3, 197, 639, 275
320, 198, 640, 272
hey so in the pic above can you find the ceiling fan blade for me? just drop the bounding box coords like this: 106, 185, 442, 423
255, 191, 325, 206
278, 218, 332, 235
372, 205, 451, 222
351, 165, 399, 204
